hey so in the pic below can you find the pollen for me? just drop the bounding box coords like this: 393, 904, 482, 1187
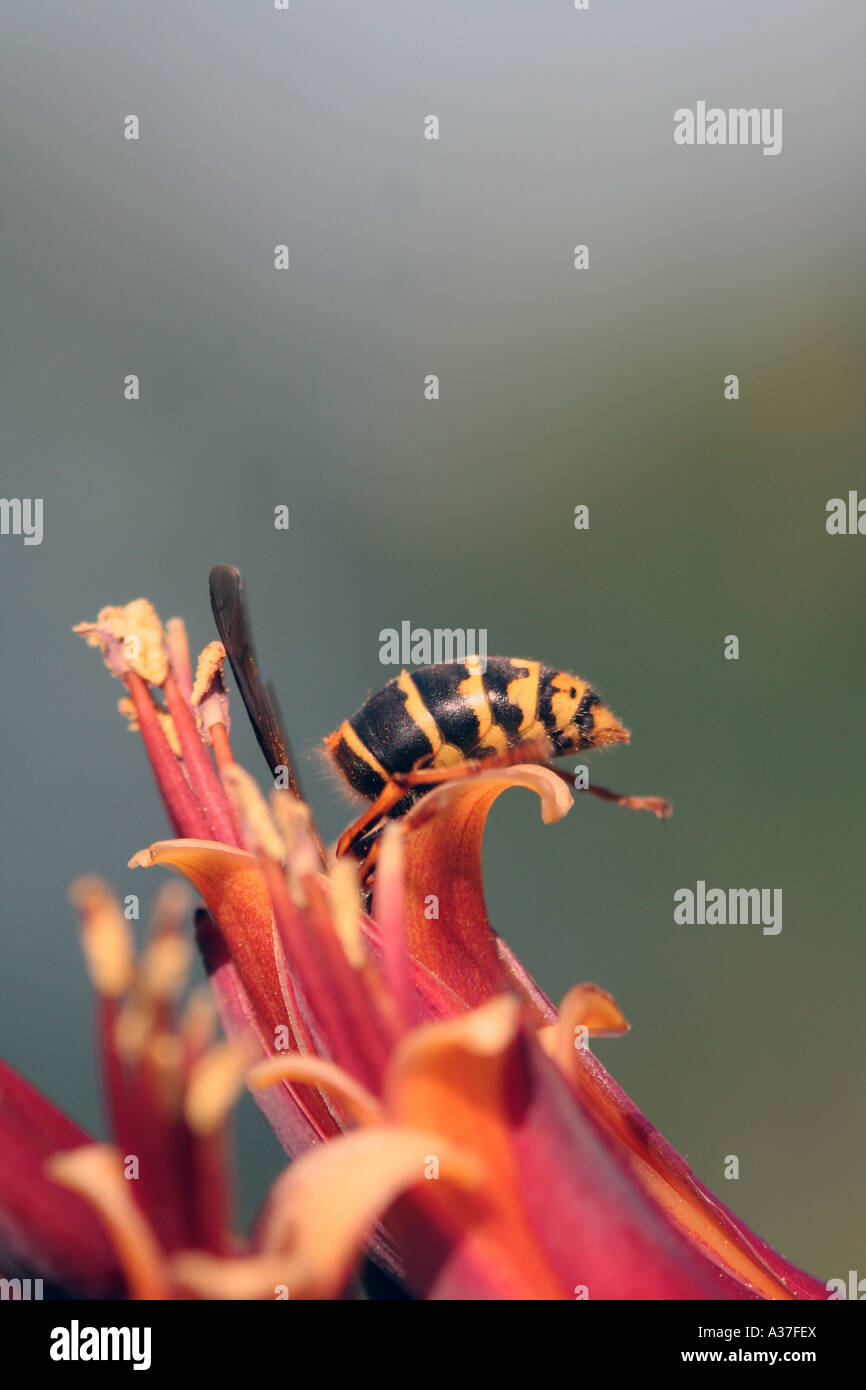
75, 600, 169, 686
191, 641, 227, 703
190, 642, 231, 742
117, 696, 182, 757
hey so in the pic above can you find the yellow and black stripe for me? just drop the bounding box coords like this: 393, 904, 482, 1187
324, 657, 628, 807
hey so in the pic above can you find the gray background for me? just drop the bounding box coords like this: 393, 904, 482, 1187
1, 2, 863, 1283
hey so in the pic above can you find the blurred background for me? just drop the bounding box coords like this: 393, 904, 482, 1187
1, 1, 863, 1284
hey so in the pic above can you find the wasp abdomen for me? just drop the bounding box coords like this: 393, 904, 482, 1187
325, 656, 628, 808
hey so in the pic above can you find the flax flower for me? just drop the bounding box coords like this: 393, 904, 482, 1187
0, 584, 828, 1299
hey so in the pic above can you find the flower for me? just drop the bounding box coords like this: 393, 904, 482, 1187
2, 877, 428, 1301
0, 582, 826, 1299
0, 876, 260, 1298
128, 773, 827, 1300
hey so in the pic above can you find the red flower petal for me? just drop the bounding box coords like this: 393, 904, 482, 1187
131, 842, 340, 1145
0, 1060, 122, 1296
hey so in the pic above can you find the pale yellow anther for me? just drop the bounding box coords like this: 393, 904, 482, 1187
191, 642, 227, 707
221, 765, 285, 861
147, 1033, 186, 1116
270, 793, 321, 891
139, 932, 191, 1003
185, 1037, 255, 1135
190, 642, 231, 741
328, 857, 367, 970
69, 877, 135, 998
117, 696, 136, 724
76, 599, 169, 685
113, 998, 154, 1064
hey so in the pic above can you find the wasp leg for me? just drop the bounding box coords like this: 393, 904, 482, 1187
357, 836, 381, 887
545, 765, 672, 819
390, 737, 554, 791
334, 780, 410, 860
583, 783, 672, 818
351, 746, 550, 881
335, 741, 553, 863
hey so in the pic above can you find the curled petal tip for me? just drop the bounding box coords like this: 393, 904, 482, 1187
128, 847, 154, 870
406, 761, 573, 830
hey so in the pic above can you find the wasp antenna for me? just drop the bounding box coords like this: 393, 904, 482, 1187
208, 565, 307, 811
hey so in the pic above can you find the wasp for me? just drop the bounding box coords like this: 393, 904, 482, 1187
209, 567, 671, 884
325, 656, 670, 875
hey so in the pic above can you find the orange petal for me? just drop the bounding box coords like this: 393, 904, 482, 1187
130, 840, 338, 1144
173, 1127, 481, 1300
398, 766, 571, 1014
537, 982, 630, 1068
384, 997, 565, 1298
47, 1145, 169, 1300
249, 1054, 384, 1127
130, 841, 285, 1038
